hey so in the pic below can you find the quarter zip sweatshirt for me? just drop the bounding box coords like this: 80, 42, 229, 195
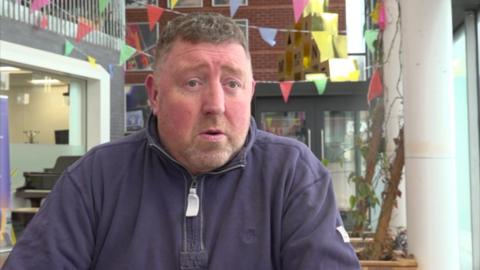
3, 116, 361, 270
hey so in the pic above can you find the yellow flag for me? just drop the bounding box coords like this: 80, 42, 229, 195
304, 0, 324, 16
87, 56, 97, 68
320, 13, 338, 36
334, 35, 348, 58
312, 31, 334, 62
171, 0, 178, 8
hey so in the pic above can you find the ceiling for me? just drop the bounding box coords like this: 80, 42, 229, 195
452, 0, 480, 31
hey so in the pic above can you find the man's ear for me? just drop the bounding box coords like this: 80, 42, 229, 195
145, 74, 158, 114
251, 79, 256, 97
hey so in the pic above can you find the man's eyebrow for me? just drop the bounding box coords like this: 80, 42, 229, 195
220, 65, 245, 77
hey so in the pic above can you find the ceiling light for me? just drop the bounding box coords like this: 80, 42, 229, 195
30, 79, 62, 85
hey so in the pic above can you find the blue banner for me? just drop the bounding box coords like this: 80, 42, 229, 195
0, 95, 10, 208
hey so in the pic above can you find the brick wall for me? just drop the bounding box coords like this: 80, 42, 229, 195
126, 0, 346, 82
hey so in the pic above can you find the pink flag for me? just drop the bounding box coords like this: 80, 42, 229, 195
279, 81, 294, 103
30, 0, 50, 12
292, 0, 309, 23
76, 21, 94, 42
147, 5, 164, 31
378, 1, 386, 30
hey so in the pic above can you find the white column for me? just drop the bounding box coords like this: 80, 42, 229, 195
400, 0, 460, 269
382, 0, 406, 229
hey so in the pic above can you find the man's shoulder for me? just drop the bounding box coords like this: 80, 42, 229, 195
254, 129, 310, 154
68, 130, 148, 171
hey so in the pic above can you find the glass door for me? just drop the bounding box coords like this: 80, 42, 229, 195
321, 111, 368, 211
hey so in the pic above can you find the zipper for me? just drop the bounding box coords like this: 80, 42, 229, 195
186, 177, 200, 217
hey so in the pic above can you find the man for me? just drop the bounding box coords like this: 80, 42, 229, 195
3, 13, 360, 269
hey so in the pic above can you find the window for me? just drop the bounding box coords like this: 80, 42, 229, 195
126, 23, 158, 71
234, 19, 249, 45
125, 84, 150, 134
212, 0, 247, 7
167, 0, 203, 8
126, 0, 158, 9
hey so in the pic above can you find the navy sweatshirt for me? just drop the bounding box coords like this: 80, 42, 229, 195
3, 117, 360, 270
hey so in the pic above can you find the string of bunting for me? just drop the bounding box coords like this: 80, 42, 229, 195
26, 0, 385, 103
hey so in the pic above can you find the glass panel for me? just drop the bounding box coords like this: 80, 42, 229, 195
234, 19, 249, 45
453, 26, 473, 270
125, 84, 150, 134
213, 0, 247, 6
260, 111, 308, 145
168, 0, 203, 8
126, 0, 158, 8
323, 111, 367, 210
126, 23, 157, 71
0, 64, 87, 208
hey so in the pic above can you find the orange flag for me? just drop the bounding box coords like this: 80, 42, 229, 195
76, 21, 94, 42
40, 15, 48, 29
368, 68, 383, 102
279, 81, 294, 103
147, 5, 164, 31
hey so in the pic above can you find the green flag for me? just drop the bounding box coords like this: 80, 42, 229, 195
119, 43, 137, 65
99, 0, 110, 15
64, 40, 74, 56
365, 29, 379, 54
306, 73, 328, 95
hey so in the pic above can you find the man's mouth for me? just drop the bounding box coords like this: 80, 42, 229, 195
200, 129, 225, 141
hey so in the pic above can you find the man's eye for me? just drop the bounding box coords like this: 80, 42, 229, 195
225, 80, 241, 89
187, 80, 200, 87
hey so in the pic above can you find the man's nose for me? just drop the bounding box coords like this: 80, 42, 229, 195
201, 81, 225, 115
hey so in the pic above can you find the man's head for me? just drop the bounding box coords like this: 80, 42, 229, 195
145, 12, 255, 175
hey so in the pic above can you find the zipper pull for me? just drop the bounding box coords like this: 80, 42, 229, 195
186, 182, 199, 217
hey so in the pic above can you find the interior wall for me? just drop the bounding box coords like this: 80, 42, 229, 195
6, 85, 69, 144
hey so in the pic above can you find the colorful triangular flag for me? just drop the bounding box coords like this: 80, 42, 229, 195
87, 56, 97, 68
368, 68, 383, 102
76, 21, 94, 42
279, 81, 294, 103
99, 0, 110, 15
147, 5, 164, 31
170, 0, 178, 9
119, 43, 137, 65
39, 15, 48, 29
64, 40, 74, 56
306, 73, 328, 95
364, 29, 379, 54
312, 31, 334, 62
108, 64, 115, 78
293, 0, 309, 23
230, 0, 241, 17
258, 27, 278, 47
30, 0, 49, 12
378, 1, 386, 30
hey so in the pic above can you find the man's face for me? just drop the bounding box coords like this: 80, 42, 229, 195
146, 39, 254, 175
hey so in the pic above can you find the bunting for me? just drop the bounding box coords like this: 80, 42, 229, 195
312, 31, 334, 62
30, 0, 49, 13
119, 43, 137, 65
64, 40, 74, 56
279, 81, 294, 103
147, 5, 164, 31
306, 73, 328, 95
87, 56, 97, 68
293, 0, 309, 23
367, 68, 383, 102
364, 29, 379, 54
170, 0, 178, 9
75, 21, 94, 42
39, 15, 48, 29
258, 27, 278, 47
99, 0, 110, 15
230, 0, 241, 18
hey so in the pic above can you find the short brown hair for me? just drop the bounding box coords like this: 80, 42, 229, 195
154, 12, 249, 67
